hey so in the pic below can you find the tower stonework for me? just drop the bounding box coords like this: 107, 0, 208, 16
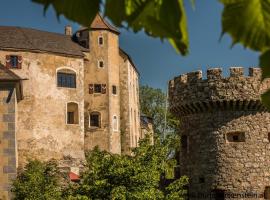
169, 67, 270, 199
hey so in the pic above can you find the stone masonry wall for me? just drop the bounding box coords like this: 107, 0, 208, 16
169, 67, 270, 199
0, 86, 17, 200
0, 50, 85, 168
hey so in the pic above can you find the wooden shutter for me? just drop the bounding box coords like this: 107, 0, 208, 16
101, 84, 106, 94
18, 56, 22, 69
89, 84, 94, 94
5, 55, 11, 68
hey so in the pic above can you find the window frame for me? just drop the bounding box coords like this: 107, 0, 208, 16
98, 60, 104, 68
89, 112, 101, 128
98, 36, 104, 46
112, 115, 118, 132
94, 84, 102, 93
56, 68, 77, 89
112, 85, 117, 95
66, 102, 79, 125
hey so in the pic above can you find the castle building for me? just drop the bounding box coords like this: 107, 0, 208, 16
0, 15, 143, 199
169, 67, 270, 200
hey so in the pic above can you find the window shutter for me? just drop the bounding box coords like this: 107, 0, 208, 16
5, 55, 11, 68
89, 84, 94, 94
18, 56, 22, 69
101, 84, 106, 94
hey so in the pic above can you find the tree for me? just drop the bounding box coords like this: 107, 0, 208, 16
140, 85, 179, 137
12, 160, 62, 200
65, 135, 188, 200
32, 0, 270, 106
12, 136, 188, 200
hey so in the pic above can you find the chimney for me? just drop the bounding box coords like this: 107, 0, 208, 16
65, 25, 72, 36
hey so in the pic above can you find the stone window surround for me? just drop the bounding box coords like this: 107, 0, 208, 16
225, 131, 245, 143
56, 67, 77, 90
66, 101, 80, 125
113, 115, 118, 132
97, 59, 104, 68
98, 35, 104, 46
89, 111, 101, 128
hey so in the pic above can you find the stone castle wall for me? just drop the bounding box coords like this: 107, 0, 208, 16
0, 86, 17, 200
0, 51, 85, 168
169, 67, 270, 199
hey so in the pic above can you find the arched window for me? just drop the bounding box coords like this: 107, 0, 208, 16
57, 68, 76, 88
90, 112, 101, 128
67, 102, 79, 124
113, 115, 118, 131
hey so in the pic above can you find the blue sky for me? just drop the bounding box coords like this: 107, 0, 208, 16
0, 0, 259, 90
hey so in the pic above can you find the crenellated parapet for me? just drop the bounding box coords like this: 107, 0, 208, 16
169, 67, 270, 116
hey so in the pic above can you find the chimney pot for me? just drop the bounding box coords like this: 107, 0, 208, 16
65, 25, 72, 36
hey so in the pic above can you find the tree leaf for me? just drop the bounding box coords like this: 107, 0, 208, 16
260, 49, 270, 79
220, 0, 270, 51
260, 49, 270, 108
32, 0, 100, 26
32, 0, 189, 55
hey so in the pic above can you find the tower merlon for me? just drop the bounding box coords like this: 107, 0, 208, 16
169, 67, 269, 116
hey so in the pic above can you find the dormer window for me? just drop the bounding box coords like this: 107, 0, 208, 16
98, 36, 104, 45
6, 55, 22, 69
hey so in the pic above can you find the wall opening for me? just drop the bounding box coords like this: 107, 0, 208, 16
265, 186, 270, 199
181, 135, 188, 153
57, 68, 76, 88
90, 112, 101, 128
226, 132, 245, 142
113, 115, 118, 131
199, 177, 205, 184
212, 189, 225, 200
67, 102, 79, 124
268, 133, 270, 142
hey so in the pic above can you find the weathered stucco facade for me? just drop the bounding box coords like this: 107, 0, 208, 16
0, 15, 143, 198
169, 67, 270, 199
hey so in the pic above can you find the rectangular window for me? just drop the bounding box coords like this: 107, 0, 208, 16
112, 85, 117, 95
10, 56, 18, 68
67, 112, 75, 124
212, 189, 225, 200
265, 187, 270, 199
226, 132, 245, 142
90, 113, 100, 127
94, 84, 102, 93
98, 36, 103, 45
57, 73, 76, 88
181, 135, 188, 154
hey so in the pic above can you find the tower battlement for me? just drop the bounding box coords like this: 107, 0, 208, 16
169, 67, 270, 116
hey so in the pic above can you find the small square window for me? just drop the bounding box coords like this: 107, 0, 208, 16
112, 85, 117, 95
94, 84, 102, 93
98, 60, 104, 68
226, 132, 245, 142
98, 36, 103, 45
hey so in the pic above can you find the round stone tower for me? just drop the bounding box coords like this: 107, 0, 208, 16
169, 67, 270, 199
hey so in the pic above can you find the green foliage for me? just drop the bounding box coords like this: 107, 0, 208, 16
32, 0, 189, 55
165, 177, 189, 200
12, 136, 188, 199
12, 160, 62, 200
140, 85, 180, 136
220, 0, 270, 51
